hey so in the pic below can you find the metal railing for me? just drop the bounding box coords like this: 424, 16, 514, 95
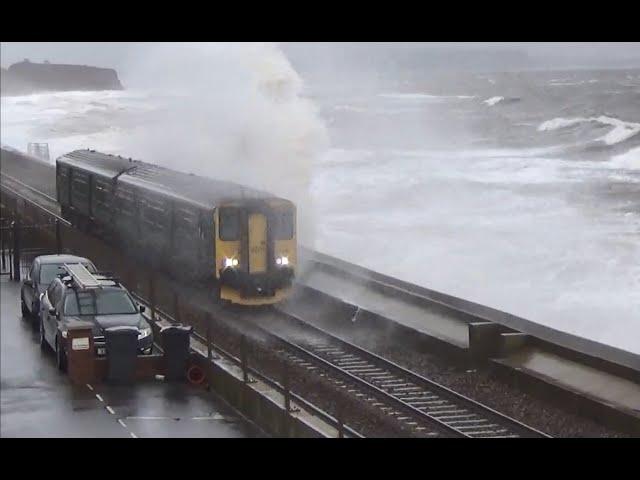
129, 289, 363, 438
0, 217, 64, 281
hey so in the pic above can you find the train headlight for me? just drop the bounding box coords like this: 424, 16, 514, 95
275, 256, 289, 266
224, 257, 239, 268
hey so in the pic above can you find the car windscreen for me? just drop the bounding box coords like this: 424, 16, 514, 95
40, 262, 96, 286
63, 289, 138, 316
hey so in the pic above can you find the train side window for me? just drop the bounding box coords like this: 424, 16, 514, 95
273, 209, 295, 240
219, 208, 240, 241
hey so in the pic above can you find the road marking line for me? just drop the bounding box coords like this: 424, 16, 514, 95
86, 383, 94, 391
96, 394, 104, 402
130, 432, 138, 438
118, 419, 127, 428
106, 406, 115, 415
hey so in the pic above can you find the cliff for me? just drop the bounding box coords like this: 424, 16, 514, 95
1, 60, 124, 96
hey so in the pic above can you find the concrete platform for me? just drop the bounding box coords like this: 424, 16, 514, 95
301, 267, 469, 348
0, 275, 263, 438
498, 347, 640, 417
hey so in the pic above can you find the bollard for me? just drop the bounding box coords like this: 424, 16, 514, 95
55, 219, 62, 254
240, 335, 249, 383
161, 325, 192, 382
66, 323, 96, 385
105, 326, 139, 384
283, 359, 291, 413
12, 220, 20, 282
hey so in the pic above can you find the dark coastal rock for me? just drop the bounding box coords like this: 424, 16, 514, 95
1, 60, 124, 96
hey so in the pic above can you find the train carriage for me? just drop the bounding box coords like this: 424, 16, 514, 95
56, 149, 296, 305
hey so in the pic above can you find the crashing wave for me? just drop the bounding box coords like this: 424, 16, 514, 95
538, 115, 640, 146
483, 96, 521, 107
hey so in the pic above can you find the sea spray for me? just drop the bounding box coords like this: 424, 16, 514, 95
120, 42, 330, 247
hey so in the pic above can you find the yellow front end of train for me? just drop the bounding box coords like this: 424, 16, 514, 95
214, 199, 296, 305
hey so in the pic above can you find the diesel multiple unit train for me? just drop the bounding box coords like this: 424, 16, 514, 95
56, 149, 297, 305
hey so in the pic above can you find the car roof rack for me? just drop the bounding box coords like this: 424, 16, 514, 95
93, 271, 122, 285
63, 263, 102, 289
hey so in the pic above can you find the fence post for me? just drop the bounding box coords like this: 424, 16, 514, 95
206, 313, 212, 361
1, 224, 6, 271
337, 404, 344, 438
283, 359, 291, 413
12, 220, 20, 282
149, 276, 156, 321
55, 219, 62, 254
240, 335, 249, 383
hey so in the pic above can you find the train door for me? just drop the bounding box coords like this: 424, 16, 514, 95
248, 213, 267, 274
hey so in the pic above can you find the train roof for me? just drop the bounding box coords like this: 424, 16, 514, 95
58, 149, 285, 208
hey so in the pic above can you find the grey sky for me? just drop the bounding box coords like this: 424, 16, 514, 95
2, 42, 639, 75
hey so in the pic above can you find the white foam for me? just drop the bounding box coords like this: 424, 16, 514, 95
483, 96, 504, 106
378, 92, 475, 101
538, 117, 589, 131
538, 115, 640, 146
548, 79, 598, 86
610, 146, 640, 170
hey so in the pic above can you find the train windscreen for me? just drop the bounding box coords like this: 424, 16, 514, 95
219, 208, 240, 241
273, 208, 295, 240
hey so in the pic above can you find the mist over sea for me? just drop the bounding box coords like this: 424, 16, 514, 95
1, 48, 639, 353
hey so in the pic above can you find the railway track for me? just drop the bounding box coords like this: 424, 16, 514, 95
241, 309, 548, 438
3, 147, 637, 436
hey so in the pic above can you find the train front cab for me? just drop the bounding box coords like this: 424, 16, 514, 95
215, 199, 296, 305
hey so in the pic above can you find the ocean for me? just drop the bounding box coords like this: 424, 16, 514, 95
1, 59, 639, 354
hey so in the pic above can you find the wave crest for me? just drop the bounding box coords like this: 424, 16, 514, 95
538, 115, 640, 146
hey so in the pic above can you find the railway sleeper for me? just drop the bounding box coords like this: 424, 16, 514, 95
446, 419, 493, 426
368, 375, 396, 381
376, 381, 412, 387
431, 411, 474, 418
397, 395, 439, 401
416, 400, 449, 407
345, 366, 386, 374
389, 386, 424, 393
352, 368, 385, 375
455, 423, 502, 432
335, 361, 371, 367
467, 430, 511, 438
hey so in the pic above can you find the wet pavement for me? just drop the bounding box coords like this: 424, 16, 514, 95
0, 274, 264, 437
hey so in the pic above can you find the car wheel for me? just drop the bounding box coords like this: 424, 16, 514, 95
56, 336, 67, 372
39, 319, 47, 350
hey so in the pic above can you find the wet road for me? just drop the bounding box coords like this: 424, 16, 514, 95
0, 274, 264, 438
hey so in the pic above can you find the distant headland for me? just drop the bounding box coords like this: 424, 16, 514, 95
1, 60, 124, 96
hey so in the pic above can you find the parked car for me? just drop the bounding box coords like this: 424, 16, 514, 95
39, 263, 153, 371
21, 254, 97, 320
